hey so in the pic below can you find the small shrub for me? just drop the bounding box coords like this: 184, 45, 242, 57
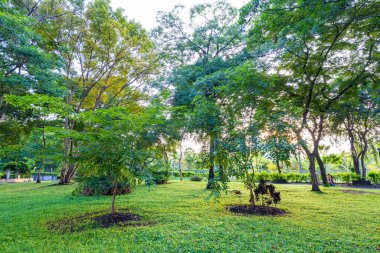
150, 170, 170, 184
254, 179, 281, 206
368, 171, 380, 184
190, 175, 203, 181
74, 175, 132, 196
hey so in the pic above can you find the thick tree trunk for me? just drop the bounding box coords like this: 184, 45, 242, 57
308, 154, 320, 191
347, 126, 360, 174
5, 169, 10, 180
315, 150, 328, 186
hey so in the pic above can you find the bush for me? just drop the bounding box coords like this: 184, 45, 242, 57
255, 172, 271, 182
368, 171, 380, 184
270, 173, 287, 183
254, 179, 281, 206
335, 172, 361, 184
73, 175, 132, 196
150, 170, 170, 184
190, 175, 203, 181
285, 172, 301, 182
170, 171, 196, 177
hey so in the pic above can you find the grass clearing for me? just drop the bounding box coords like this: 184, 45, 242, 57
0, 180, 379, 252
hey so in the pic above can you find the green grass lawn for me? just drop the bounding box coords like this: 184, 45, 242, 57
0, 180, 379, 253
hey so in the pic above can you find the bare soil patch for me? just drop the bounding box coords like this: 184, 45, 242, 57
48, 209, 151, 233
227, 204, 286, 216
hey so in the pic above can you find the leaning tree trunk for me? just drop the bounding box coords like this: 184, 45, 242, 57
315, 150, 328, 186
275, 160, 281, 174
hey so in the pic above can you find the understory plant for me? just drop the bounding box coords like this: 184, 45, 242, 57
254, 179, 281, 207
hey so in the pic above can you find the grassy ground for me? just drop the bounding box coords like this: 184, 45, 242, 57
0, 180, 379, 253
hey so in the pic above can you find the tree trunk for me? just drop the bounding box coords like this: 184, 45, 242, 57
36, 168, 42, 183
315, 150, 328, 186
111, 181, 118, 215
305, 151, 320, 191
5, 169, 10, 180
245, 170, 255, 206
206, 136, 215, 189
178, 143, 183, 181
347, 126, 360, 174
360, 133, 368, 180
275, 160, 281, 174
297, 152, 303, 174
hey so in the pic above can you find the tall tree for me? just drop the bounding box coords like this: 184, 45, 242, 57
155, 1, 251, 188
17, 0, 159, 183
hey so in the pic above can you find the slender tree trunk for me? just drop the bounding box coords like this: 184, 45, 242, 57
36, 161, 43, 183
59, 117, 70, 184
112, 182, 118, 215
178, 143, 183, 181
206, 136, 215, 189
298, 152, 303, 174
245, 170, 255, 206
275, 160, 281, 174
360, 133, 368, 180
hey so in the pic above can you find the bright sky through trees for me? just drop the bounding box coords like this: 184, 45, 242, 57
111, 0, 248, 30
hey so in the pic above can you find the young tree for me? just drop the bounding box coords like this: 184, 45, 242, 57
77, 104, 164, 214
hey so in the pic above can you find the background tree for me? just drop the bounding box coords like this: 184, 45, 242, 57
242, 0, 379, 190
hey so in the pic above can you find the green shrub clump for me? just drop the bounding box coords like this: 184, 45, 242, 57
74, 175, 132, 196
150, 170, 170, 184
190, 175, 203, 182
368, 171, 380, 184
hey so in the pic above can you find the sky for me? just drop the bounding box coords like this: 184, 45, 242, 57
111, 0, 248, 30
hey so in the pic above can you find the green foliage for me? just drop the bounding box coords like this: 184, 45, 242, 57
332, 172, 362, 184
148, 170, 170, 185
269, 173, 288, 183
73, 175, 132, 196
190, 175, 203, 182
254, 179, 281, 206
366, 171, 380, 184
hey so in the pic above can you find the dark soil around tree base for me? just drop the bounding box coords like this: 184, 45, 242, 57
48, 209, 151, 233
94, 212, 141, 227
226, 204, 286, 216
